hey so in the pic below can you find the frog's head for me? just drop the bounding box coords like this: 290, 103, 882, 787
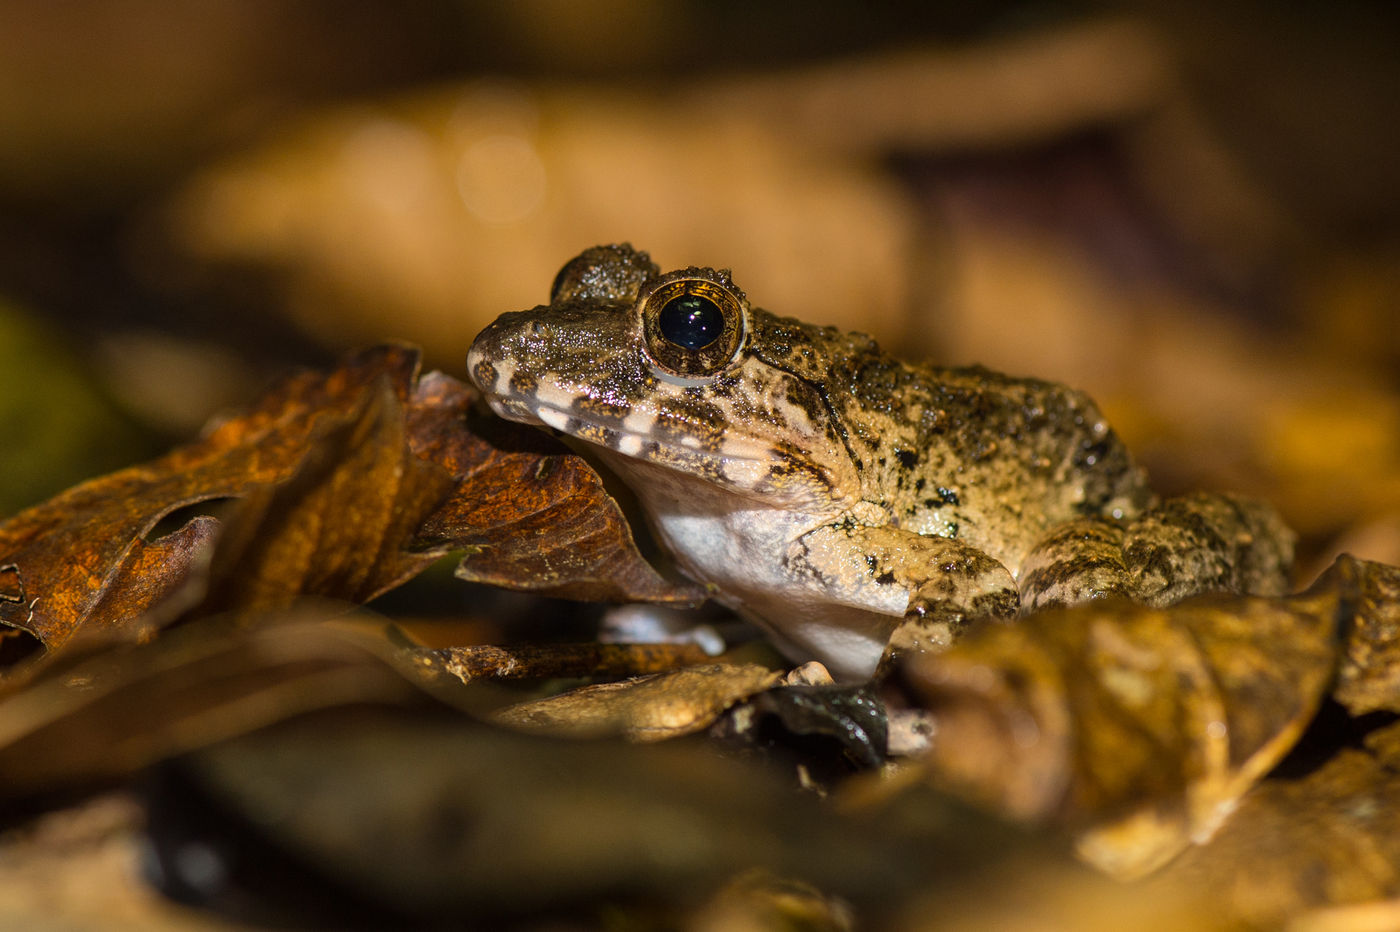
468, 244, 864, 510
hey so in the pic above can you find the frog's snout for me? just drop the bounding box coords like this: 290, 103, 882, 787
465, 327, 498, 396
467, 312, 556, 427
466, 312, 524, 394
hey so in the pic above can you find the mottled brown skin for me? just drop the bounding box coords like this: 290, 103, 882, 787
469, 244, 1294, 679
742, 311, 1151, 570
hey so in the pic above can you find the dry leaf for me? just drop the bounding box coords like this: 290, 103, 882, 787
493, 663, 782, 741
903, 575, 1344, 876
0, 345, 426, 663
421, 642, 712, 684
196, 376, 454, 616
0, 618, 430, 804
1331, 555, 1400, 714
1147, 719, 1400, 927
0, 343, 695, 671
407, 370, 702, 605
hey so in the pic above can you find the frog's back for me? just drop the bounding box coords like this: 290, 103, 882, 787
766, 314, 1152, 572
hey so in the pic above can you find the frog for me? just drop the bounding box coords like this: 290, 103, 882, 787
468, 244, 1295, 680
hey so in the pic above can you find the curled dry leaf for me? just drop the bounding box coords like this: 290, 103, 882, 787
1145, 719, 1400, 927
421, 642, 712, 684
0, 344, 428, 664
197, 375, 456, 619
0, 617, 431, 805
1331, 555, 1400, 715
493, 663, 782, 742
903, 574, 1346, 877
407, 370, 703, 605
82, 516, 222, 637
0, 343, 695, 671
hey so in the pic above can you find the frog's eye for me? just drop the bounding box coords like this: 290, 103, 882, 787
658, 294, 723, 349
638, 276, 745, 379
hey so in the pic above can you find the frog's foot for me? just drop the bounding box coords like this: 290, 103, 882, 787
879, 590, 1019, 673
1123, 491, 1294, 602
875, 553, 1020, 674
1018, 491, 1296, 613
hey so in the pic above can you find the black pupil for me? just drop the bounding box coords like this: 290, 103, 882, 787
658, 294, 724, 350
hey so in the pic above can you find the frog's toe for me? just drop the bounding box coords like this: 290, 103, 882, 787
1018, 518, 1131, 612
892, 600, 965, 655
877, 588, 1019, 675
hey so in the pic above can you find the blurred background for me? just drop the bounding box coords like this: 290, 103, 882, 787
1, 0, 1397, 576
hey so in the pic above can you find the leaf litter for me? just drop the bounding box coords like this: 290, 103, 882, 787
0, 345, 1399, 927
0, 344, 695, 672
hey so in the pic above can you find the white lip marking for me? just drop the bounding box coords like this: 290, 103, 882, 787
533, 378, 578, 411
537, 407, 571, 431
680, 435, 701, 448
492, 359, 516, 396
622, 409, 656, 435
618, 434, 643, 456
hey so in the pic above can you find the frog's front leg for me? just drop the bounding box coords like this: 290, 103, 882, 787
788, 521, 1019, 667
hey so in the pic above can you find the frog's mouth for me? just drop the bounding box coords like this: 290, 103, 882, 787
483, 389, 823, 503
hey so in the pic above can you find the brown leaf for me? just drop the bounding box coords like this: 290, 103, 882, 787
0, 343, 695, 670
407, 369, 703, 605
197, 376, 454, 616
493, 663, 783, 741
1146, 719, 1400, 927
903, 583, 1343, 877
84, 517, 222, 639
1331, 555, 1400, 715
422, 642, 713, 684
0, 344, 425, 664
0, 618, 431, 804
